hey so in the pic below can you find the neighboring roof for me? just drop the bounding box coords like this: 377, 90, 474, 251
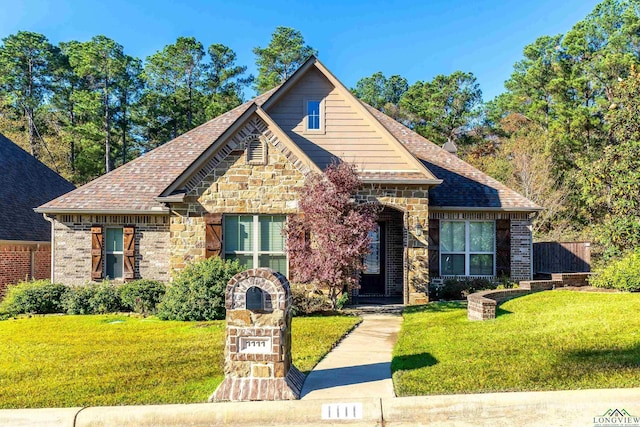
38, 57, 540, 214
365, 105, 542, 210
0, 134, 75, 241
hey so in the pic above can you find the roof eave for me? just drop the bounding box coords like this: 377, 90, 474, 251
429, 206, 544, 212
34, 207, 170, 215
362, 178, 443, 185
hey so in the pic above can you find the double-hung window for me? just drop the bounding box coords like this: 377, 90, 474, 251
105, 227, 124, 279
224, 215, 287, 275
304, 99, 324, 133
440, 221, 494, 276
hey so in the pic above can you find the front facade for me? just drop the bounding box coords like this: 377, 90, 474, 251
38, 57, 541, 305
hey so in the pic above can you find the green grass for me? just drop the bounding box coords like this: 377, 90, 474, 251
393, 291, 640, 396
0, 314, 360, 408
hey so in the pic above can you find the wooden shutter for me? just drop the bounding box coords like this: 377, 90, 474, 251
204, 213, 223, 258
428, 219, 440, 277
496, 219, 511, 277
123, 226, 135, 280
91, 226, 104, 280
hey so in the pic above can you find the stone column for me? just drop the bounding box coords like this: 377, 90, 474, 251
406, 199, 430, 305
210, 268, 304, 402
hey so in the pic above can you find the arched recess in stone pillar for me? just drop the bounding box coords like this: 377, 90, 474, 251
356, 186, 430, 305
360, 204, 406, 299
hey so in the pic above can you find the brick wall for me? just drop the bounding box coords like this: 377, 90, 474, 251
52, 215, 170, 286
0, 243, 51, 296
511, 219, 533, 280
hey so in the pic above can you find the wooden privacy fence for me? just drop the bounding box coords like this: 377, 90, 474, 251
533, 241, 591, 275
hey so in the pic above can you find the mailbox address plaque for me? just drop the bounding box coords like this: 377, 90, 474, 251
239, 336, 272, 354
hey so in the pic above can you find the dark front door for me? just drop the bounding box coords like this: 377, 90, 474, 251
360, 223, 386, 295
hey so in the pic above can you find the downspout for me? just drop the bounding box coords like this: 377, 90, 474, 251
43, 214, 56, 283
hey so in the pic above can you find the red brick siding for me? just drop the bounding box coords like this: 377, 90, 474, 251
0, 244, 51, 297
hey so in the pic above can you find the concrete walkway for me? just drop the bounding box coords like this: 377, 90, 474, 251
301, 313, 403, 399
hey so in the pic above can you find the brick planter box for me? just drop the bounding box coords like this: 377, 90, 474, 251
467, 288, 532, 321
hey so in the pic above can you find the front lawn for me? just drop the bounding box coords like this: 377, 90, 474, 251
393, 291, 640, 395
0, 314, 360, 408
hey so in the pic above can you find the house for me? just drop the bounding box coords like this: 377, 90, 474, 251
0, 133, 75, 294
36, 57, 541, 305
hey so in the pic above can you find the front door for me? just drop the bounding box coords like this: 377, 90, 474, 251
360, 223, 386, 295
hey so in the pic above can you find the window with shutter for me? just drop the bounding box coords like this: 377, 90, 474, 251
105, 227, 124, 279
246, 135, 267, 165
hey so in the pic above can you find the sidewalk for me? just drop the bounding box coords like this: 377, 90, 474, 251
301, 313, 403, 399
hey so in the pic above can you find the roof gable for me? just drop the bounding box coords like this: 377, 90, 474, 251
263, 57, 440, 184
0, 134, 75, 241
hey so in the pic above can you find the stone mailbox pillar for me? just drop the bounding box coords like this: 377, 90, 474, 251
209, 268, 304, 401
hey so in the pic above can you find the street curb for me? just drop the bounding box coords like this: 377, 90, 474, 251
1, 388, 640, 426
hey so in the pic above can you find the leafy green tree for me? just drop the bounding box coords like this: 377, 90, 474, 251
142, 37, 206, 145
141, 38, 250, 149
0, 31, 58, 158
253, 27, 317, 93
399, 71, 482, 145
351, 72, 408, 121
64, 36, 129, 173
205, 43, 253, 118
578, 65, 640, 259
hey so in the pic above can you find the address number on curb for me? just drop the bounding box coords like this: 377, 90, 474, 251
321, 403, 363, 420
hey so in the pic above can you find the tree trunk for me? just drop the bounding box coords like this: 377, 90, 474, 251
104, 77, 111, 173
27, 107, 37, 158
70, 108, 76, 173
121, 98, 127, 166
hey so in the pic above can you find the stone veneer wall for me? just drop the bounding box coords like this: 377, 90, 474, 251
169, 146, 306, 271
52, 215, 170, 286
356, 185, 430, 305
429, 211, 534, 282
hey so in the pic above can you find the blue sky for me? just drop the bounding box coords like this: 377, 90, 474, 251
1, 0, 601, 102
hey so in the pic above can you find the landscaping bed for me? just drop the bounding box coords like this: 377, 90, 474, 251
392, 291, 640, 396
0, 314, 360, 408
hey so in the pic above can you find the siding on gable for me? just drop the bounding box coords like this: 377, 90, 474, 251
268, 68, 416, 171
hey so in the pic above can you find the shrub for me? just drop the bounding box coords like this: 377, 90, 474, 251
62, 281, 123, 315
0, 280, 68, 317
62, 285, 95, 315
428, 277, 498, 301
157, 257, 243, 321
591, 250, 640, 292
119, 280, 166, 315
291, 285, 333, 316
88, 281, 123, 313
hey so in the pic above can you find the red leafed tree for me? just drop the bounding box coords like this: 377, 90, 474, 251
285, 161, 378, 308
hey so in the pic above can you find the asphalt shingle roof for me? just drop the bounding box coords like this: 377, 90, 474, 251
0, 133, 75, 241
365, 105, 541, 210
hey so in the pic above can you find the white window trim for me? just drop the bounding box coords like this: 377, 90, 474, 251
223, 215, 288, 277
105, 226, 124, 279
303, 97, 325, 134
439, 220, 496, 277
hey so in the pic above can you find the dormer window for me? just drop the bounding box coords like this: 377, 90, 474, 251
245, 135, 267, 165
304, 98, 325, 134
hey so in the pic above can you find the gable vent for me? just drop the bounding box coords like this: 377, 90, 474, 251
246, 135, 267, 165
